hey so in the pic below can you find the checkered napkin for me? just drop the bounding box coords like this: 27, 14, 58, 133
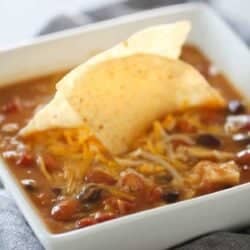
1, 1, 250, 249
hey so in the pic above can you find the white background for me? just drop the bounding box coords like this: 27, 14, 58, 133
0, 0, 123, 48
0, 0, 250, 48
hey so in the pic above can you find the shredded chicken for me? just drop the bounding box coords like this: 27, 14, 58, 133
129, 149, 182, 181
155, 121, 194, 160
168, 134, 195, 145
185, 160, 240, 194
176, 146, 234, 162
115, 158, 149, 167
156, 120, 194, 144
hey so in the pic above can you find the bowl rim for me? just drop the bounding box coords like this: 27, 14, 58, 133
2, 2, 205, 52
1, 2, 250, 249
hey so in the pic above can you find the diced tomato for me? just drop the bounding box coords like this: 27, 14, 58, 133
16, 151, 34, 167
117, 199, 136, 215
176, 119, 196, 133
103, 197, 136, 215
86, 169, 116, 185
94, 211, 116, 222
76, 217, 96, 228
146, 186, 163, 203
75, 211, 116, 229
1, 97, 22, 114
103, 197, 118, 211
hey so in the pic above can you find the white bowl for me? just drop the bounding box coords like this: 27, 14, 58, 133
1, 3, 250, 250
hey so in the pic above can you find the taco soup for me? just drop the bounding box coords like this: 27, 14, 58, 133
0, 23, 249, 234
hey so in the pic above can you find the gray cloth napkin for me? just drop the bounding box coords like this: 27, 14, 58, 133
1, 1, 250, 249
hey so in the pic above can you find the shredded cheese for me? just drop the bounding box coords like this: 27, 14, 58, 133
130, 149, 182, 181
25, 109, 232, 197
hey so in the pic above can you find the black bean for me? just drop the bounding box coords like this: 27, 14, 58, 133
228, 100, 246, 114
161, 190, 179, 203
21, 179, 37, 191
196, 134, 221, 148
76, 184, 102, 203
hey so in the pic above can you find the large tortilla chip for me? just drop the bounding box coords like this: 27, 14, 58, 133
21, 21, 191, 136
24, 92, 82, 130
21, 21, 225, 155
60, 55, 225, 154
57, 20, 191, 91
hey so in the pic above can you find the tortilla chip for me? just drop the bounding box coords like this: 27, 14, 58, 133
22, 92, 82, 133
20, 21, 225, 155
21, 21, 191, 137
21, 54, 225, 154
60, 55, 225, 154
57, 20, 191, 91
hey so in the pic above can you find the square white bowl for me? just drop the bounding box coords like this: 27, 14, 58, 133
1, 3, 250, 250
